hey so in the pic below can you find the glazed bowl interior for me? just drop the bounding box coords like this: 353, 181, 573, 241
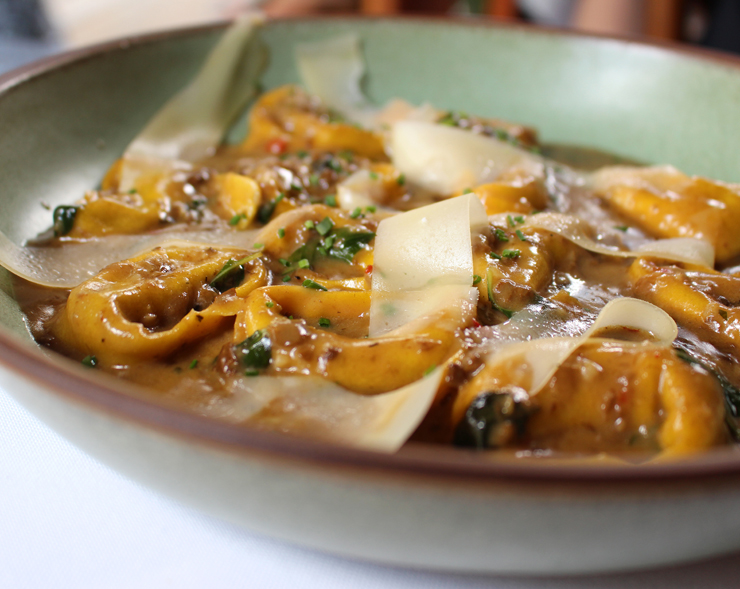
2, 16, 740, 478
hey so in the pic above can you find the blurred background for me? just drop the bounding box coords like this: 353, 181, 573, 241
1, 0, 739, 73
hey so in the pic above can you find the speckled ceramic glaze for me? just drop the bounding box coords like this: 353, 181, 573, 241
3, 18, 740, 574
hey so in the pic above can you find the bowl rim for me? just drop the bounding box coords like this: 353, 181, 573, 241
4, 15, 740, 485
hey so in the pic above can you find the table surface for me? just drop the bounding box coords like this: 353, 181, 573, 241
3, 37, 740, 589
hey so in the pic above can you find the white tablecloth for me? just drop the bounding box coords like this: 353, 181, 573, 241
3, 384, 740, 588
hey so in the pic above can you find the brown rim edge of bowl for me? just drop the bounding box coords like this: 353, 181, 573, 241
3, 15, 740, 485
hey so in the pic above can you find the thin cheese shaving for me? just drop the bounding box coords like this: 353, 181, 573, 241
208, 369, 444, 452
391, 121, 543, 195
295, 33, 378, 128
370, 193, 487, 335
483, 297, 677, 398
17, 229, 261, 288
120, 15, 267, 191
522, 212, 715, 267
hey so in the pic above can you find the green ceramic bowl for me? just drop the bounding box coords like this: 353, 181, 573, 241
3, 17, 740, 574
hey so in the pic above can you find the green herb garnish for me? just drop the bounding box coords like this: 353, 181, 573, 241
350, 207, 362, 219
318, 317, 331, 328
189, 359, 198, 369
486, 268, 513, 318
396, 173, 406, 186
324, 194, 337, 207
316, 217, 334, 236
515, 230, 528, 242
501, 249, 521, 259
257, 193, 284, 224
473, 274, 482, 285
277, 228, 285, 239
303, 279, 327, 291
81, 355, 97, 368
494, 228, 509, 242
235, 329, 272, 370
327, 228, 375, 263
614, 225, 629, 232
53, 205, 79, 237
229, 213, 245, 226
209, 252, 260, 293
304, 220, 315, 230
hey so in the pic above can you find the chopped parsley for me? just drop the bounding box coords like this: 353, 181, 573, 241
318, 317, 331, 328
280, 224, 375, 281
235, 329, 272, 370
